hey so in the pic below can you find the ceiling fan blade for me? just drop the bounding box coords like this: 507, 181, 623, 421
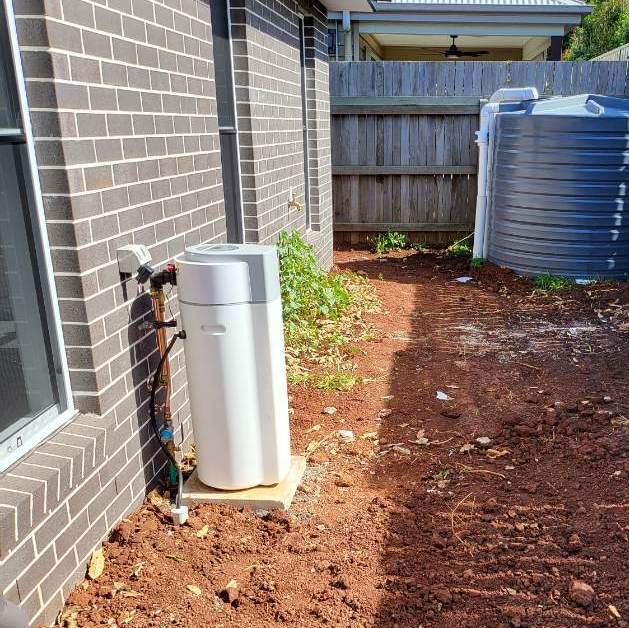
465, 51, 489, 57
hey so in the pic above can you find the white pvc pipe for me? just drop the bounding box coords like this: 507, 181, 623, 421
473, 102, 499, 259
342, 11, 353, 61
473, 87, 540, 259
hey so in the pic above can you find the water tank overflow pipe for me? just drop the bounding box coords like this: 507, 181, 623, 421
145, 263, 188, 523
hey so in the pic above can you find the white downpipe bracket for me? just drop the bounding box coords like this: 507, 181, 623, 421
473, 87, 539, 260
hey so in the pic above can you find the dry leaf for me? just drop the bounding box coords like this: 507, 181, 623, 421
147, 489, 165, 506
361, 431, 378, 439
306, 424, 322, 433
611, 416, 629, 426
608, 605, 621, 620
121, 591, 143, 598
186, 584, 202, 596
413, 437, 429, 446
57, 606, 80, 628
305, 440, 320, 453
506, 587, 517, 596
165, 554, 186, 562
416, 429, 426, 440
121, 610, 136, 625
196, 525, 210, 539
130, 562, 144, 579
88, 548, 105, 580
459, 443, 475, 453
486, 448, 510, 459
392, 445, 411, 455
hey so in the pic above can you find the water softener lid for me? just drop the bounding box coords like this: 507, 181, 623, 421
175, 255, 252, 306
180, 243, 281, 303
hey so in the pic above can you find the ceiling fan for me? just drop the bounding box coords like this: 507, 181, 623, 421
444, 35, 488, 59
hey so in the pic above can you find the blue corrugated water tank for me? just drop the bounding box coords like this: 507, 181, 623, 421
487, 94, 629, 279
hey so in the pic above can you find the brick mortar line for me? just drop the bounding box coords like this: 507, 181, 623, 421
16, 0, 213, 32
47, 216, 225, 268
44, 195, 224, 240
16, 13, 217, 63
48, 227, 222, 287
23, 75, 216, 99
34, 150, 221, 171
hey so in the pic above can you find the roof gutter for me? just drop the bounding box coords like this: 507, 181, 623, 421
370, 2, 592, 14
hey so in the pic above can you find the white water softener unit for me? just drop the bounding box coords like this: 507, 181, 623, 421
175, 244, 291, 490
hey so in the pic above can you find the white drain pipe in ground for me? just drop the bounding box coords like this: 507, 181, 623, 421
473, 87, 540, 259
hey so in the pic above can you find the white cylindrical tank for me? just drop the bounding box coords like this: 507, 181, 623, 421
175, 244, 290, 490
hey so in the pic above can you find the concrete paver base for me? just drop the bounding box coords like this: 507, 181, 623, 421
182, 455, 306, 511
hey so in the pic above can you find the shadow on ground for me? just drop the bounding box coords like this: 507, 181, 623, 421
336, 249, 629, 628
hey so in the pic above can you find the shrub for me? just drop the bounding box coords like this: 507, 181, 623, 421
373, 231, 407, 254
277, 230, 350, 332
564, 0, 629, 61
412, 242, 429, 253
277, 231, 380, 389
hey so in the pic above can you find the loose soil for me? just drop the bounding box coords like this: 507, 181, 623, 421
59, 250, 629, 628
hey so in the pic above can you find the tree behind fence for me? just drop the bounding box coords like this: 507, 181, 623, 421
330, 61, 629, 245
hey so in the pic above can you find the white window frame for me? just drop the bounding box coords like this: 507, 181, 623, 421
1, 0, 75, 473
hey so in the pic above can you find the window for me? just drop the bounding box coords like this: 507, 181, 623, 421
0, 0, 72, 472
327, 28, 336, 59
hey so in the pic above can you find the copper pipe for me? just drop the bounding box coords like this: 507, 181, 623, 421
151, 288, 172, 420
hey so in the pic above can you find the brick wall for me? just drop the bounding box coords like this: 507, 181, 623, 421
0, 0, 334, 622
231, 0, 333, 267
0, 0, 225, 623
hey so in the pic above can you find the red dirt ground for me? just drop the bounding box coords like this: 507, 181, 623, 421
58, 249, 629, 628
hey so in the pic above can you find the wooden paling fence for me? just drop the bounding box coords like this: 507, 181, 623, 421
595, 44, 629, 62
330, 61, 629, 245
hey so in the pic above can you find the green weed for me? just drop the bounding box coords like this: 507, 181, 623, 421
447, 235, 473, 257
373, 231, 407, 254
470, 257, 485, 269
313, 371, 358, 392
533, 272, 574, 293
412, 242, 429, 253
277, 230, 380, 390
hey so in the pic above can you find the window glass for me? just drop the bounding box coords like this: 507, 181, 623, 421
0, 4, 67, 469
0, 145, 59, 443
0, 17, 20, 129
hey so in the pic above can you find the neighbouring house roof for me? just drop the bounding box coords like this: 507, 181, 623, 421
374, 0, 591, 9
322, 0, 374, 13
329, 0, 591, 38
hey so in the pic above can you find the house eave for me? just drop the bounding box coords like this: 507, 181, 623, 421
321, 0, 374, 12
369, 1, 592, 14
